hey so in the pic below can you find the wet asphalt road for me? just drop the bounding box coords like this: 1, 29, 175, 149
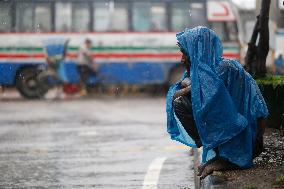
0, 98, 194, 188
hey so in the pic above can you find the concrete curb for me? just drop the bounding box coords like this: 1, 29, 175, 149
193, 149, 229, 189
200, 174, 229, 189
193, 148, 201, 189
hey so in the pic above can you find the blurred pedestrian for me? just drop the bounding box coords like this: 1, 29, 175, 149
77, 39, 96, 95
166, 27, 268, 179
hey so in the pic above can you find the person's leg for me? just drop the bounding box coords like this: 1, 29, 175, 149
85, 65, 95, 84
78, 65, 84, 82
83, 66, 90, 84
253, 118, 266, 158
253, 134, 264, 159
79, 65, 89, 84
173, 95, 202, 147
78, 65, 88, 95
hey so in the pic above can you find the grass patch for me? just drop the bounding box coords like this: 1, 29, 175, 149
274, 175, 284, 185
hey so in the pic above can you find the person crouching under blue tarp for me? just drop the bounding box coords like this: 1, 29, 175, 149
166, 26, 269, 179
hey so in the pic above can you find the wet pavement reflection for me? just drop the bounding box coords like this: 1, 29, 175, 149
0, 98, 194, 188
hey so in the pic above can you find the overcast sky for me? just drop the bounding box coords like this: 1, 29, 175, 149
232, 0, 255, 9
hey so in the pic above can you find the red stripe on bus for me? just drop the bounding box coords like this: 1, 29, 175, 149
0, 53, 182, 59
0, 31, 177, 35
0, 53, 239, 59
0, 54, 45, 58
223, 54, 240, 59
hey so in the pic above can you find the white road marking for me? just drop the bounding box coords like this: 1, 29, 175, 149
142, 157, 167, 189
78, 131, 98, 136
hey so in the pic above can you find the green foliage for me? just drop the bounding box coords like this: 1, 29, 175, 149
274, 175, 284, 185
256, 75, 284, 87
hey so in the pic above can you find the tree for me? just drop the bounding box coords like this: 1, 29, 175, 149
245, 0, 271, 78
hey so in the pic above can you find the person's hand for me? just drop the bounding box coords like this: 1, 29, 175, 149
181, 77, 191, 87
173, 86, 190, 100
173, 78, 191, 99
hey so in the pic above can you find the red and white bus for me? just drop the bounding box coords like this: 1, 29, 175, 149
0, 0, 240, 98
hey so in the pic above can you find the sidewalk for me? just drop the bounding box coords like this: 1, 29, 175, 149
0, 88, 22, 101
194, 128, 284, 189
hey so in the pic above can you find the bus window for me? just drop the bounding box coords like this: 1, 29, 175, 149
0, 3, 12, 32
133, 2, 151, 32
226, 22, 238, 41
34, 4, 52, 32
16, 2, 52, 32
210, 22, 238, 42
94, 2, 110, 31
151, 3, 167, 31
72, 3, 90, 32
188, 3, 206, 28
55, 3, 72, 32
94, 1, 128, 32
171, 2, 205, 31
132, 2, 167, 32
56, 3, 90, 32
210, 22, 228, 41
112, 2, 129, 31
16, 3, 34, 32
171, 2, 191, 31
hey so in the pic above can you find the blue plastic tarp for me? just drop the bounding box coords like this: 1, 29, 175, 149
43, 37, 68, 59
166, 26, 268, 168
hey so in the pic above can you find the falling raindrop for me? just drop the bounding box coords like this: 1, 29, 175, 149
36, 24, 41, 32
2, 22, 6, 25
188, 9, 192, 17
109, 1, 114, 12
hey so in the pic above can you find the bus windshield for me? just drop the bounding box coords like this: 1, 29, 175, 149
210, 21, 238, 42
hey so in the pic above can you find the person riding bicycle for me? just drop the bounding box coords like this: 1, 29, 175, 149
41, 37, 69, 99
77, 39, 96, 95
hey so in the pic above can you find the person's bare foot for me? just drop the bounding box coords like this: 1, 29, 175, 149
200, 158, 239, 179
197, 157, 218, 176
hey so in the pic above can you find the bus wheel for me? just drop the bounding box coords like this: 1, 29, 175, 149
168, 65, 184, 86
16, 67, 47, 99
